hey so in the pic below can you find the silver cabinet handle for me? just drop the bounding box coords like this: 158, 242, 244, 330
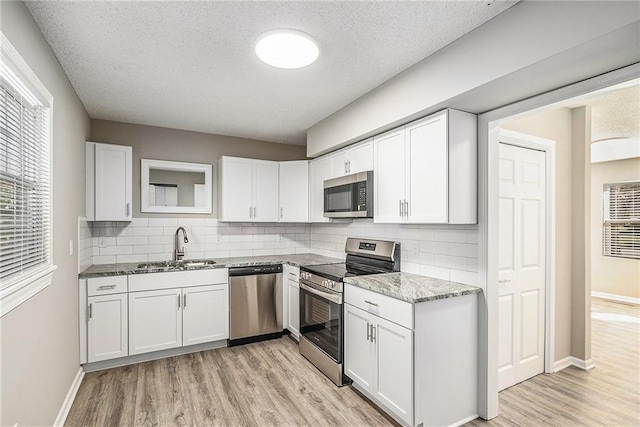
253, 206, 256, 218
183, 294, 187, 308
364, 300, 378, 307
404, 200, 409, 217
178, 294, 181, 309
371, 325, 376, 343
97, 285, 116, 291
366, 322, 371, 341
499, 279, 511, 284
126, 203, 130, 217
280, 207, 283, 219
399, 200, 403, 217
88, 303, 93, 319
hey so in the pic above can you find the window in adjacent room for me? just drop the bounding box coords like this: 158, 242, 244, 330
602, 181, 640, 260
0, 33, 55, 316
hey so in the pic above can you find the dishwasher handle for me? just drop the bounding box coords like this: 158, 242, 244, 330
228, 264, 283, 277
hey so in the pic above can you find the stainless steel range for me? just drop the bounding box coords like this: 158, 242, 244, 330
299, 238, 400, 386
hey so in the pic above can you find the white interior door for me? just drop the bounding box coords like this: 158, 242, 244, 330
498, 143, 546, 391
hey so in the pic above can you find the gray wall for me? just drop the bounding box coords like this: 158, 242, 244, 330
0, 2, 91, 425
307, 1, 640, 156
591, 158, 640, 299
91, 119, 307, 218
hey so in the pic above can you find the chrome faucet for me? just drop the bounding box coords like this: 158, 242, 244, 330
174, 227, 189, 260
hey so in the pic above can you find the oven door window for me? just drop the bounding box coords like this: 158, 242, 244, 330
299, 286, 342, 363
324, 184, 354, 213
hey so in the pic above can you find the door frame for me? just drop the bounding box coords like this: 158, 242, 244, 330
498, 129, 556, 380
476, 62, 640, 420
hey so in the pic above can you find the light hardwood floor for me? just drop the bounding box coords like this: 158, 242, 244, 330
67, 299, 639, 426
467, 298, 640, 427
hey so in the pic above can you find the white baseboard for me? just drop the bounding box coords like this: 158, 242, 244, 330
553, 356, 573, 372
53, 367, 84, 427
571, 357, 595, 371
552, 356, 595, 372
450, 414, 480, 427
592, 291, 640, 305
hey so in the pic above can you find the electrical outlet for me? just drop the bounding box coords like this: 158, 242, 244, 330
69, 239, 74, 256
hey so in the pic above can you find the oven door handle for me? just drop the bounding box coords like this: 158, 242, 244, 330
300, 282, 343, 305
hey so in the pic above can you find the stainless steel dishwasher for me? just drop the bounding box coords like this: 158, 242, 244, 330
228, 264, 283, 346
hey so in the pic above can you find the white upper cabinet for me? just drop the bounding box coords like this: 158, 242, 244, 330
219, 156, 279, 222
329, 138, 373, 178
309, 156, 332, 223
252, 160, 279, 221
373, 129, 405, 223
279, 161, 309, 222
86, 142, 132, 221
373, 109, 477, 224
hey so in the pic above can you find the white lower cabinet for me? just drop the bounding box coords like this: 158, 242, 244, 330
344, 283, 478, 427
129, 284, 229, 356
344, 303, 413, 425
284, 264, 300, 339
87, 293, 128, 363
183, 284, 229, 345
129, 288, 183, 355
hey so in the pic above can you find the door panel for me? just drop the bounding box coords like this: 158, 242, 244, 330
349, 139, 373, 174
498, 142, 546, 390
95, 143, 132, 221
375, 316, 413, 425
223, 157, 253, 220
344, 304, 374, 389
330, 150, 350, 178
406, 114, 448, 223
183, 285, 228, 346
309, 156, 332, 223
279, 161, 309, 222
87, 293, 128, 362
253, 160, 279, 221
129, 289, 182, 355
373, 129, 405, 223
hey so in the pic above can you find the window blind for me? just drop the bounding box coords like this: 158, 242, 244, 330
0, 71, 51, 285
602, 181, 640, 259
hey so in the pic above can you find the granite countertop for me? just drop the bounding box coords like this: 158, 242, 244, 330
344, 272, 481, 304
79, 254, 343, 278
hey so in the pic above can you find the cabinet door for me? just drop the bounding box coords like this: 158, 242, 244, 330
87, 293, 128, 362
330, 149, 350, 178
220, 157, 253, 221
308, 156, 332, 223
287, 279, 300, 339
344, 304, 375, 391
183, 284, 228, 346
374, 315, 414, 425
279, 161, 309, 222
94, 143, 132, 221
349, 138, 373, 174
129, 289, 182, 355
373, 128, 406, 223
253, 160, 280, 222
406, 112, 448, 223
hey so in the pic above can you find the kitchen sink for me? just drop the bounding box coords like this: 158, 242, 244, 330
136, 259, 216, 271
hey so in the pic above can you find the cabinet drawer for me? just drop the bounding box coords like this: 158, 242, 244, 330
87, 276, 128, 296
344, 284, 413, 330
128, 268, 229, 292
286, 265, 300, 280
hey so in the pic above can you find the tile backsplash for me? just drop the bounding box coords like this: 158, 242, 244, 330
79, 218, 478, 286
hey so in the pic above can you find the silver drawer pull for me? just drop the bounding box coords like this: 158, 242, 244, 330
364, 300, 378, 307
97, 285, 116, 290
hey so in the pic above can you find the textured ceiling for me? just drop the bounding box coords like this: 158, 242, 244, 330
588, 85, 640, 142
26, 1, 516, 146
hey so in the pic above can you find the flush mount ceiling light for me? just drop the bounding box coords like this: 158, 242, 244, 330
255, 29, 319, 69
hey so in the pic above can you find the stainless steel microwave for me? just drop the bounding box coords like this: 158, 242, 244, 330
323, 171, 373, 218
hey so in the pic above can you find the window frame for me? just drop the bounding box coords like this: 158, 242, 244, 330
602, 180, 640, 260
0, 32, 56, 317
